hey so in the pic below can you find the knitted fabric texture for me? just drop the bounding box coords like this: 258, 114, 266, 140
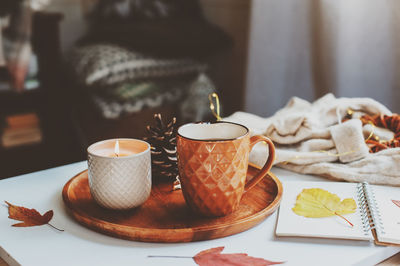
91, 73, 216, 120
69, 44, 207, 87
224, 94, 400, 186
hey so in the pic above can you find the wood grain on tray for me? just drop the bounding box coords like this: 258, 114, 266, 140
62, 165, 282, 242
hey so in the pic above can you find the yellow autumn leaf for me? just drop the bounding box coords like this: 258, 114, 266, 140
292, 188, 356, 218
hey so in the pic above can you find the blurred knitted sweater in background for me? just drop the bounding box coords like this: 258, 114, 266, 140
68, 0, 232, 121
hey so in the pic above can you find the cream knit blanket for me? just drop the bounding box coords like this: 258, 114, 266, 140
224, 94, 400, 185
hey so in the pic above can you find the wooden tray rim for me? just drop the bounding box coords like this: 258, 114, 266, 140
62, 163, 283, 236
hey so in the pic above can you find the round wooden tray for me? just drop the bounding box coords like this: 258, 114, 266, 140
62, 164, 282, 243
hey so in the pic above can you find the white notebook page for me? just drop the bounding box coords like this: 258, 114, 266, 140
371, 185, 400, 244
276, 181, 372, 241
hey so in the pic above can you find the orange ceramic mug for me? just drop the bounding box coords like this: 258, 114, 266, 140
177, 121, 275, 217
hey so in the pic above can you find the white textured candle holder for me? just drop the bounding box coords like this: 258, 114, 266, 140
87, 139, 152, 210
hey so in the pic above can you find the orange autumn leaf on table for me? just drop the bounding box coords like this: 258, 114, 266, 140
148, 246, 284, 265
193, 247, 284, 266
392, 200, 400, 208
5, 201, 63, 231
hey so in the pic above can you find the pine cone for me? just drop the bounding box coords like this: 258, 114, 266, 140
144, 113, 179, 183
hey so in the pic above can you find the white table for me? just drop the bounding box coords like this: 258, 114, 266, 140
0, 161, 399, 266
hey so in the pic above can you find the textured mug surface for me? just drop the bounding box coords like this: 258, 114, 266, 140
87, 139, 151, 210
177, 122, 275, 217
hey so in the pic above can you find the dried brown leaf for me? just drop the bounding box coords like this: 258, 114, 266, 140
5, 201, 63, 231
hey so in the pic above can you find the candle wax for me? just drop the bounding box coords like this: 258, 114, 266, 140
93, 149, 136, 157
110, 153, 130, 157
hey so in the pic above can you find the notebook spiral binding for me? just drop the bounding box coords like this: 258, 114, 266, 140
357, 182, 385, 236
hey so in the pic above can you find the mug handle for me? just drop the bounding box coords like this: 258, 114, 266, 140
244, 135, 276, 192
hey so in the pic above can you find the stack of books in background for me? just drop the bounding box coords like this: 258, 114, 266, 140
0, 54, 42, 148
1, 112, 43, 148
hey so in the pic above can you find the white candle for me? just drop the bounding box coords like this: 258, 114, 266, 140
88, 139, 148, 157
87, 138, 152, 210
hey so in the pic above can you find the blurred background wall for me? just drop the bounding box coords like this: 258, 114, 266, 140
45, 0, 87, 54
245, 0, 400, 116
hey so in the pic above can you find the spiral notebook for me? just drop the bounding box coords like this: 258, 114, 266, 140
275, 181, 400, 246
